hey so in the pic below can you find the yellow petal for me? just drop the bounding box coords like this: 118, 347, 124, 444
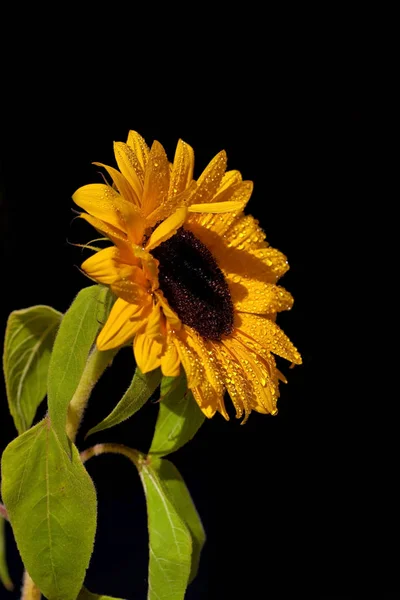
216, 170, 242, 195
97, 298, 149, 351
160, 341, 181, 377
134, 304, 164, 373
155, 291, 181, 329
79, 213, 128, 243
113, 141, 144, 200
73, 183, 144, 242
73, 184, 128, 232
224, 337, 277, 415
190, 150, 227, 204
171, 331, 203, 387
111, 267, 150, 304
228, 279, 294, 314
93, 162, 140, 207
142, 140, 170, 217
145, 207, 188, 251
188, 200, 244, 214
126, 130, 149, 172
81, 246, 120, 284
235, 313, 302, 364
169, 139, 195, 197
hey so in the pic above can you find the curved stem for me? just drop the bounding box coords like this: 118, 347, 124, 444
21, 572, 41, 600
66, 347, 115, 442
80, 443, 143, 467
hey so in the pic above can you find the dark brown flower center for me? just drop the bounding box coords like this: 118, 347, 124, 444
151, 228, 234, 340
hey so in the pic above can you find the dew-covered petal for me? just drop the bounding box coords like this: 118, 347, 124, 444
113, 141, 144, 200
126, 130, 149, 173
92, 162, 140, 206
141, 140, 170, 217
235, 313, 302, 364
228, 279, 294, 314
188, 200, 244, 213
189, 150, 227, 204
169, 139, 195, 197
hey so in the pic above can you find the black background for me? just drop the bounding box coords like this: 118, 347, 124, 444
0, 14, 395, 600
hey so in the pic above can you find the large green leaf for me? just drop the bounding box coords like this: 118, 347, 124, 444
139, 455, 192, 600
86, 367, 161, 438
149, 373, 205, 457
154, 459, 205, 583
77, 587, 125, 600
1, 417, 97, 600
47, 285, 113, 455
3, 305, 62, 434
0, 515, 13, 591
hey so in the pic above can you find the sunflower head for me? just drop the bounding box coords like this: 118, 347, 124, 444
72, 131, 301, 421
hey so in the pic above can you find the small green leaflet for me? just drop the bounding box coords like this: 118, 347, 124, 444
152, 459, 205, 583
47, 285, 113, 456
77, 587, 125, 600
139, 455, 193, 600
149, 373, 205, 457
1, 417, 97, 600
3, 305, 62, 434
0, 515, 13, 591
86, 367, 161, 438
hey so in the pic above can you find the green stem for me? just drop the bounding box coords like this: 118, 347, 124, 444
20, 572, 41, 600
80, 443, 144, 468
66, 347, 115, 443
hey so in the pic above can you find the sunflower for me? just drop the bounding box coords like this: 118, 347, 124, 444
72, 131, 301, 421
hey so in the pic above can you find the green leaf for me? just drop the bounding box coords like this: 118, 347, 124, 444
3, 305, 62, 434
86, 367, 161, 438
154, 459, 205, 583
0, 515, 13, 591
77, 587, 125, 600
1, 417, 97, 600
47, 285, 113, 455
138, 455, 193, 600
149, 373, 205, 457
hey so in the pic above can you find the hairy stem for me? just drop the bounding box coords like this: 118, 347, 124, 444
21, 572, 41, 600
66, 347, 115, 442
81, 443, 143, 467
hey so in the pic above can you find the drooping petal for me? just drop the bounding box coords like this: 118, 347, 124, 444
145, 207, 188, 251
189, 150, 227, 205
224, 337, 278, 415
81, 246, 120, 284
171, 331, 203, 388
97, 298, 150, 351
169, 139, 195, 197
113, 141, 144, 200
110, 267, 150, 304
141, 140, 170, 217
79, 213, 128, 242
126, 130, 150, 172
92, 162, 140, 206
160, 340, 181, 377
73, 183, 144, 242
228, 279, 294, 314
134, 303, 164, 373
235, 313, 302, 364
155, 291, 181, 329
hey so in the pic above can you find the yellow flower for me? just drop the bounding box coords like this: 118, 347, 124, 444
73, 131, 301, 421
